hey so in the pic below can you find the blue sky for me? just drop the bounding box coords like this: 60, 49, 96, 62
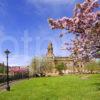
0, 0, 94, 66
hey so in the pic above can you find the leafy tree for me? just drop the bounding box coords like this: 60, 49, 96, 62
0, 66, 4, 73
98, 60, 100, 66
30, 57, 41, 75
85, 61, 100, 74
30, 57, 54, 76
56, 63, 65, 75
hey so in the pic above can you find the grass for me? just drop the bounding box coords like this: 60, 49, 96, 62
0, 74, 100, 100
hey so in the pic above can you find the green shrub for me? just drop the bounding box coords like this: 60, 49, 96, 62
85, 61, 100, 73
55, 63, 65, 75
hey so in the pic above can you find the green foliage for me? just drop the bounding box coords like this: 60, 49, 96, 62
30, 57, 54, 76
0, 66, 4, 73
85, 61, 100, 73
30, 57, 42, 74
98, 60, 100, 66
96, 51, 100, 54
56, 63, 65, 75
0, 74, 100, 100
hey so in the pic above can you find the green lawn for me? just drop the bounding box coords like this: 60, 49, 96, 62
0, 74, 100, 100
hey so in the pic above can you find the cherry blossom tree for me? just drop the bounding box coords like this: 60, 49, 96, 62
48, 0, 100, 63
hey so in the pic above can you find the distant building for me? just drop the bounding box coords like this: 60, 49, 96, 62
46, 42, 73, 64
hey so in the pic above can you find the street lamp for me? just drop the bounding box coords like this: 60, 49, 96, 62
4, 49, 11, 91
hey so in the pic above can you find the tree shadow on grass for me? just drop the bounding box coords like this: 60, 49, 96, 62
93, 83, 100, 91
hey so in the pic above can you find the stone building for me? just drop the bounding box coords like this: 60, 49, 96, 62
45, 42, 74, 74
29, 42, 74, 76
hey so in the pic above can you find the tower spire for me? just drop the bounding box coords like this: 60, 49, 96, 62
46, 42, 54, 57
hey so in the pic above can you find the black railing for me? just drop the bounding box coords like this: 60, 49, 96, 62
0, 73, 29, 84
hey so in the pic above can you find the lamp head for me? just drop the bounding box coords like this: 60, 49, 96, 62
4, 49, 10, 55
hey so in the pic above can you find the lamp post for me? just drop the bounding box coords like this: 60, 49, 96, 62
4, 49, 11, 91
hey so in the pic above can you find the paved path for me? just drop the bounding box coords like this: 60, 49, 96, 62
0, 78, 29, 91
